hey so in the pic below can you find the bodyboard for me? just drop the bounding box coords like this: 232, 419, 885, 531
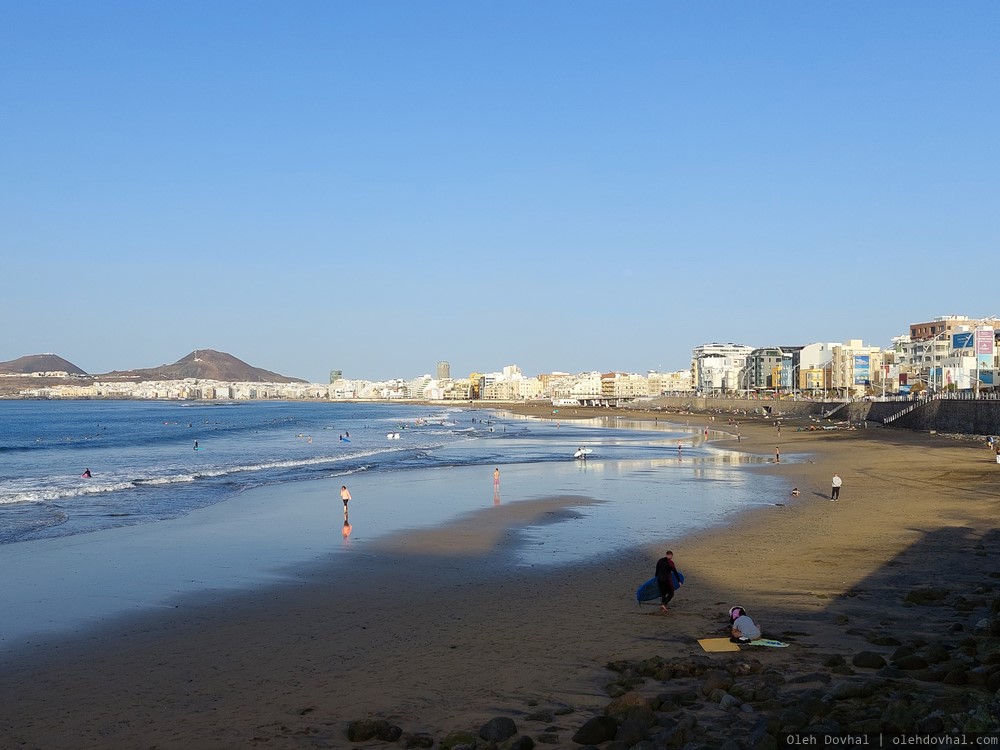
635, 570, 684, 603
698, 638, 741, 652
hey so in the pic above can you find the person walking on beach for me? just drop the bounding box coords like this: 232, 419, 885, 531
655, 550, 680, 613
775, 446, 780, 463
340, 485, 352, 516
493, 467, 500, 489
831, 473, 842, 501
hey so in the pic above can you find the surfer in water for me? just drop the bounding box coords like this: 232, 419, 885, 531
81, 468, 92, 478
655, 550, 679, 613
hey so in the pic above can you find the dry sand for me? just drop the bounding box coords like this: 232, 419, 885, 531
2, 406, 999, 748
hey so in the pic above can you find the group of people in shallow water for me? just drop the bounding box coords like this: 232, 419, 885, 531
654, 549, 763, 643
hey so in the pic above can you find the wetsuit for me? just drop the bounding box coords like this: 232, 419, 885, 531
655, 556, 678, 606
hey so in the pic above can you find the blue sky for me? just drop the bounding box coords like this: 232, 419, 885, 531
3, 2, 997, 382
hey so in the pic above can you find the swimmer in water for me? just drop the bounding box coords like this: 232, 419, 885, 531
82, 468, 92, 478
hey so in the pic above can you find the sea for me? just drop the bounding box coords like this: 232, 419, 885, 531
0, 400, 792, 645
0, 399, 787, 550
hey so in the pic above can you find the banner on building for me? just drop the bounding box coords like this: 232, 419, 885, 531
953, 332, 974, 350
853, 355, 870, 386
976, 328, 994, 371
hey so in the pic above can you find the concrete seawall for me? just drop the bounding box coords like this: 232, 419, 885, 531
643, 396, 1000, 437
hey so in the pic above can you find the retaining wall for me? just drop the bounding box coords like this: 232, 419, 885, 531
646, 396, 1000, 436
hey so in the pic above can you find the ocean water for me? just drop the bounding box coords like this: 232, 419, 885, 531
0, 401, 786, 549
0, 400, 474, 544
0, 400, 793, 646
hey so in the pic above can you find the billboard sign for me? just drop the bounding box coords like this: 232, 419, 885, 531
853, 355, 870, 385
976, 328, 995, 370
953, 332, 974, 350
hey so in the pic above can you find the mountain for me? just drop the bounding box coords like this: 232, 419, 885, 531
100, 349, 307, 383
0, 354, 88, 375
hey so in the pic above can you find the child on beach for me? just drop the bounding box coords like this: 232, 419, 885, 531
728, 606, 762, 643
340, 485, 351, 516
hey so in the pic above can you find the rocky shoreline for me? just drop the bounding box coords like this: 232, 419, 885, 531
340, 586, 1000, 749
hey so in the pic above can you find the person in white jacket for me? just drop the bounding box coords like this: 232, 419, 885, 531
728, 605, 762, 643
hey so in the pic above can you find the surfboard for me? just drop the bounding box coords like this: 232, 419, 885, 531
635, 570, 684, 603
340, 438, 351, 443
574, 447, 593, 459
748, 639, 789, 648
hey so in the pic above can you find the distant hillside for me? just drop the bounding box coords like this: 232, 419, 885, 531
0, 354, 87, 375
101, 349, 307, 384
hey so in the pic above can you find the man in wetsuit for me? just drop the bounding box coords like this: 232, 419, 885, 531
655, 550, 679, 613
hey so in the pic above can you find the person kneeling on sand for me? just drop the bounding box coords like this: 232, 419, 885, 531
729, 605, 762, 643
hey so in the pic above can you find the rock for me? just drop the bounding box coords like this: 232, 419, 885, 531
867, 634, 901, 646
572, 716, 617, 745
604, 692, 655, 726
401, 734, 435, 749
614, 717, 650, 746
504, 736, 535, 750
700, 669, 735, 696
852, 651, 887, 669
747, 714, 775, 742
822, 654, 847, 668
719, 693, 742, 710
440, 730, 477, 750
729, 679, 776, 703
725, 658, 764, 677
778, 708, 809, 731
830, 681, 867, 700
480, 717, 517, 742
890, 645, 914, 661
893, 654, 929, 670
921, 643, 951, 664
881, 697, 920, 732
346, 718, 400, 742
553, 706, 575, 716
943, 668, 969, 685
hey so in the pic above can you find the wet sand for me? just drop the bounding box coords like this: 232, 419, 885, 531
1, 406, 998, 748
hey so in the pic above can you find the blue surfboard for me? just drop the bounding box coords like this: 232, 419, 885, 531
635, 570, 684, 603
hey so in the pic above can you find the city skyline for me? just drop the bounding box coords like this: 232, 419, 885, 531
4, 3, 998, 383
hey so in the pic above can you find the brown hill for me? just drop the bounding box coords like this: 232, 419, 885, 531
0, 354, 88, 375
101, 349, 306, 384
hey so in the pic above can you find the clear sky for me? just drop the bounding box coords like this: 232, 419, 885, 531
3, 2, 998, 383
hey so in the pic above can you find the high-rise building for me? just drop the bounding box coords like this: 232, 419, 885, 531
329, 370, 343, 384
436, 361, 451, 380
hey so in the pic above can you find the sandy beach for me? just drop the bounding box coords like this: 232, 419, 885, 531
2, 405, 1000, 748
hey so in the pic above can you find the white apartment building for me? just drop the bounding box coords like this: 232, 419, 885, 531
691, 343, 754, 393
